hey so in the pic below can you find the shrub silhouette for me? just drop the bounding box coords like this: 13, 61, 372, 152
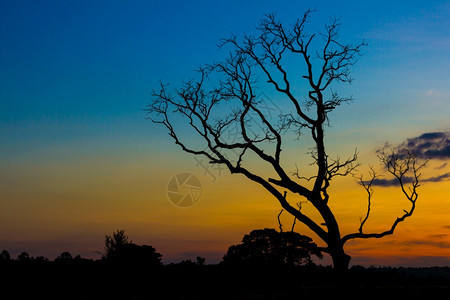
54, 251, 74, 263
17, 252, 31, 262
104, 229, 129, 260
33, 256, 49, 263
104, 229, 162, 266
223, 228, 322, 267
0, 250, 10, 261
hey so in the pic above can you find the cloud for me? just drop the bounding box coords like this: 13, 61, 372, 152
435, 162, 448, 170
370, 177, 411, 187
424, 89, 450, 99
370, 172, 450, 187
428, 233, 450, 239
372, 131, 450, 187
423, 172, 450, 182
399, 131, 450, 160
400, 239, 450, 249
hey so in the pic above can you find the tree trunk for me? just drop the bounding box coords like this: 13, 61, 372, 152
330, 248, 351, 271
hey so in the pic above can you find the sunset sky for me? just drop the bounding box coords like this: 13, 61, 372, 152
1, 0, 449, 267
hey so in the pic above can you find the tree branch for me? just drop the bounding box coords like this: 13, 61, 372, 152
342, 150, 427, 243
277, 209, 284, 232
356, 166, 376, 234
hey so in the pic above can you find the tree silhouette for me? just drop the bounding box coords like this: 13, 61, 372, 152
33, 256, 49, 263
0, 250, 11, 262
196, 256, 206, 265
104, 229, 129, 260
223, 228, 322, 267
104, 229, 162, 266
54, 251, 74, 263
17, 251, 31, 262
148, 11, 426, 270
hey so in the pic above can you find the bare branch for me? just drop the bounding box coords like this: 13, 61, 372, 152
291, 201, 307, 232
342, 150, 427, 243
149, 11, 415, 270
356, 166, 376, 234
277, 209, 284, 232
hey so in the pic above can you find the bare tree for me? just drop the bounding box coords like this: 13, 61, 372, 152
148, 11, 425, 271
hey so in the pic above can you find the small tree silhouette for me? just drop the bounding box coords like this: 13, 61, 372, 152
17, 252, 31, 262
196, 256, 206, 265
34, 256, 49, 263
223, 228, 322, 267
104, 229, 162, 266
0, 250, 10, 261
104, 229, 129, 260
54, 251, 74, 263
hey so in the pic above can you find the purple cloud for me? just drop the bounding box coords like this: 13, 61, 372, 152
372, 131, 450, 187
401, 131, 450, 159
370, 172, 450, 187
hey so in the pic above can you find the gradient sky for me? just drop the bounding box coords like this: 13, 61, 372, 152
1, 0, 449, 266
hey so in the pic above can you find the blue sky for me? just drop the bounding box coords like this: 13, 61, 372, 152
1, 1, 449, 157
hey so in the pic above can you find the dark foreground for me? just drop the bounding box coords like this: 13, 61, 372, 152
1, 261, 449, 299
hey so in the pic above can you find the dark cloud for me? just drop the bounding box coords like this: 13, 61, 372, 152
400, 131, 450, 159
372, 131, 450, 187
370, 172, 450, 187
400, 239, 450, 249
423, 172, 450, 182
428, 233, 450, 239
435, 162, 448, 170
370, 177, 411, 187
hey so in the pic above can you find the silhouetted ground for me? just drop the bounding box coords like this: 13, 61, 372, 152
1, 260, 449, 299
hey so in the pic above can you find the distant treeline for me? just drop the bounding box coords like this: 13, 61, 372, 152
2, 246, 449, 280
0, 228, 324, 267
1, 229, 449, 276
1, 229, 449, 299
